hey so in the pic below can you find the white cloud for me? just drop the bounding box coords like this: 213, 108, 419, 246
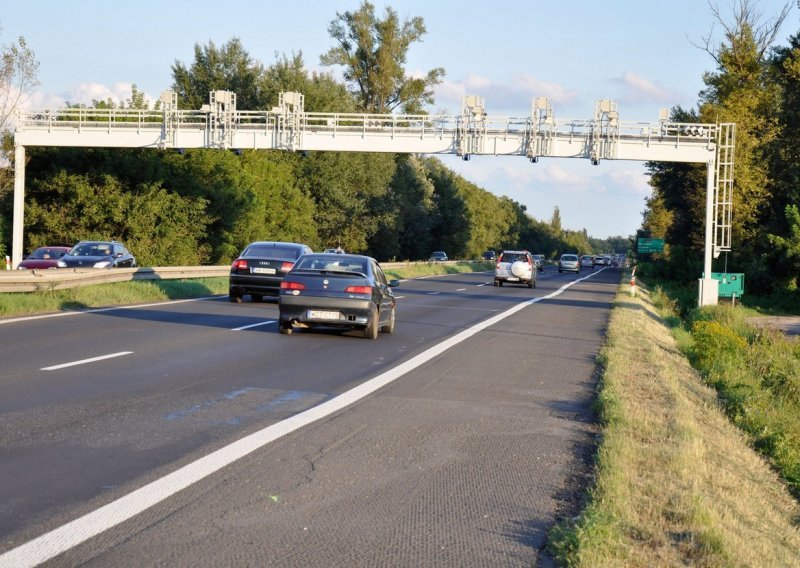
613, 72, 677, 104
433, 73, 575, 115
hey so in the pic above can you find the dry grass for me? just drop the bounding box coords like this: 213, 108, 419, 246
550, 283, 800, 566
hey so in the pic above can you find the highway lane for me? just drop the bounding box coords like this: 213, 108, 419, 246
0, 267, 614, 564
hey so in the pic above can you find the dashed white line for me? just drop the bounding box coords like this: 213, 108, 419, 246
231, 320, 276, 331
456, 288, 467, 292
41, 352, 133, 371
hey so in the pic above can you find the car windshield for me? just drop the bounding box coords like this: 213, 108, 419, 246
562, 255, 578, 261
71, 243, 111, 256
30, 248, 63, 259
500, 253, 528, 263
295, 257, 367, 274
244, 244, 302, 259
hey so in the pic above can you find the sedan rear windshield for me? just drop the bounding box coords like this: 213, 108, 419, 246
295, 257, 367, 274
244, 245, 302, 259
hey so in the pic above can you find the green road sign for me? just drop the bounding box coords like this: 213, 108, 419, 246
711, 272, 745, 298
637, 238, 664, 253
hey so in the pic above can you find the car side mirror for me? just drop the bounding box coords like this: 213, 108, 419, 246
388, 279, 400, 287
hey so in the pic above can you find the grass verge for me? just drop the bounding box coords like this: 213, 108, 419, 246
548, 280, 800, 566
0, 262, 493, 318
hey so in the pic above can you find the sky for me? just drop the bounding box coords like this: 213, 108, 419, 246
3, 0, 798, 239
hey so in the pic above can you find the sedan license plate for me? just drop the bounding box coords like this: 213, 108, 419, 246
308, 310, 341, 320
251, 267, 276, 274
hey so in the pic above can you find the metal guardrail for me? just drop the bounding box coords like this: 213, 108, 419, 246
0, 261, 487, 293
0, 266, 230, 293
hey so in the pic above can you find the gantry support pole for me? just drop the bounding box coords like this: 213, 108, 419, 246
11, 144, 25, 270
698, 159, 719, 307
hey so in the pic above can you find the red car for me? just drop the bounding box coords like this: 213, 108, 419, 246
17, 246, 72, 269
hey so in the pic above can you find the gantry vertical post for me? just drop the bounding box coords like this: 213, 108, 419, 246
698, 159, 719, 306
11, 144, 26, 270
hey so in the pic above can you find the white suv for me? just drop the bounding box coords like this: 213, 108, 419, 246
494, 250, 536, 288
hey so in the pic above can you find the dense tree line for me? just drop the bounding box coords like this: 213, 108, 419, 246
0, 2, 625, 266
640, 1, 800, 297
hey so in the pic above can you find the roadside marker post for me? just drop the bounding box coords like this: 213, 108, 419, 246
630, 267, 636, 297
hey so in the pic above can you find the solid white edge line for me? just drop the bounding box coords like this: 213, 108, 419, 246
0, 296, 223, 326
41, 352, 134, 371
231, 320, 276, 331
0, 270, 602, 568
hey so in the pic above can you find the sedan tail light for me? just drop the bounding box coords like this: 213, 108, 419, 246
280, 281, 306, 290
232, 259, 248, 270
280, 261, 295, 272
345, 285, 372, 294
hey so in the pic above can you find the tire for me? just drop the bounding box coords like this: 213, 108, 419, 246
279, 325, 292, 335
498, 280, 503, 287
558, 268, 562, 273
494, 280, 500, 287
529, 279, 535, 289
380, 306, 396, 334
229, 292, 242, 303
363, 306, 379, 339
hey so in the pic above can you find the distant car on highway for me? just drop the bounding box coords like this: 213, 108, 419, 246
558, 254, 580, 273
494, 250, 536, 288
580, 255, 595, 269
532, 254, 544, 271
323, 247, 345, 254
229, 241, 312, 302
278, 253, 398, 339
594, 255, 605, 266
17, 246, 71, 269
428, 251, 448, 262
482, 250, 496, 261
57, 241, 136, 269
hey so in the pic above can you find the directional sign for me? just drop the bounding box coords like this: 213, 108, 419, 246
637, 238, 664, 254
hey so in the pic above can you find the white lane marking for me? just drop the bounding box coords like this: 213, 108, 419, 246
427, 291, 440, 295
456, 288, 467, 292
41, 352, 133, 371
0, 270, 602, 568
477, 282, 489, 287
232, 320, 276, 331
0, 296, 223, 325
393, 295, 405, 299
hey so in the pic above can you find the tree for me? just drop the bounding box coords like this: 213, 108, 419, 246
550, 206, 562, 235
320, 1, 444, 113
697, 0, 790, 246
0, 28, 39, 133
261, 52, 356, 113
171, 38, 265, 110
0, 28, 38, 256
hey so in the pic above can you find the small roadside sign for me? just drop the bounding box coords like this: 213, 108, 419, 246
637, 238, 664, 254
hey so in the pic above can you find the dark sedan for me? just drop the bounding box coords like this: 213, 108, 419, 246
17, 246, 71, 269
57, 241, 136, 269
278, 253, 398, 339
229, 241, 313, 302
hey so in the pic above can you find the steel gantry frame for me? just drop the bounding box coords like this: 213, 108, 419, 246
12, 90, 735, 305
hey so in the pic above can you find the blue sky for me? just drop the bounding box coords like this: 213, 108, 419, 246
3, 0, 797, 239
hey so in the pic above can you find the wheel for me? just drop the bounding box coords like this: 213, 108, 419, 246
279, 319, 293, 334
494, 280, 500, 287
380, 306, 396, 334
229, 292, 242, 303
363, 306, 379, 339
528, 279, 534, 289
558, 269, 562, 273
498, 280, 503, 287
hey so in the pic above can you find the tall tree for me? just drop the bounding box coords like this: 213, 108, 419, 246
697, 0, 790, 246
320, 1, 444, 113
171, 38, 265, 110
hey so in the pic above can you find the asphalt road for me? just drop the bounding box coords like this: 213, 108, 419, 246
0, 266, 620, 567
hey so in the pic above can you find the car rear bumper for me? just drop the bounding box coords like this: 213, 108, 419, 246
279, 295, 374, 326
229, 274, 283, 296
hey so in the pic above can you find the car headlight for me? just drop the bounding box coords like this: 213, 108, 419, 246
57, 260, 67, 267
93, 261, 111, 268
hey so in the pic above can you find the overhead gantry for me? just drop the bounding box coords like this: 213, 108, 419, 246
12, 90, 734, 305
